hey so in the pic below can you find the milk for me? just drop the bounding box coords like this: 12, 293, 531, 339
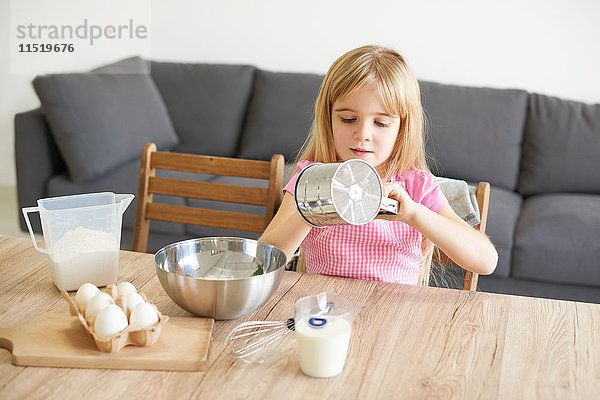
295, 316, 352, 378
50, 249, 119, 291
49, 227, 119, 290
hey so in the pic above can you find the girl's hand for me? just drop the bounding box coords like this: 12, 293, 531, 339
380, 182, 418, 223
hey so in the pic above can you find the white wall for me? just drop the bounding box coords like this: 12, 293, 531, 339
2, 0, 599, 187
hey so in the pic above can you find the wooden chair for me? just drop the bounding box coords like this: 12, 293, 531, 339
295, 181, 491, 292
131, 143, 284, 253
431, 181, 491, 291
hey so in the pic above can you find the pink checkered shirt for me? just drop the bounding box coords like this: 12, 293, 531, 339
285, 161, 448, 284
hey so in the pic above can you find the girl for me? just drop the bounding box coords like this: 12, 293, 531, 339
259, 45, 498, 285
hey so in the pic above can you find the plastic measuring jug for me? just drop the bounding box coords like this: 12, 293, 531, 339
294, 292, 355, 378
22, 192, 134, 291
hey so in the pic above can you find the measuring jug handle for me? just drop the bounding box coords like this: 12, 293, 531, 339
21, 207, 49, 254
378, 197, 399, 216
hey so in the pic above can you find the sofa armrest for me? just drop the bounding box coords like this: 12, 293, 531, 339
14, 108, 67, 232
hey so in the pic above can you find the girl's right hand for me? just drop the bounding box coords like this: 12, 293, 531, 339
379, 182, 418, 223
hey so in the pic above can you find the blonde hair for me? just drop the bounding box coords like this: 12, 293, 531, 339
297, 44, 435, 285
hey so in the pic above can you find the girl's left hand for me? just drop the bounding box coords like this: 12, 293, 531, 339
379, 182, 418, 223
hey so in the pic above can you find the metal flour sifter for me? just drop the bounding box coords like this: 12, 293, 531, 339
294, 159, 398, 227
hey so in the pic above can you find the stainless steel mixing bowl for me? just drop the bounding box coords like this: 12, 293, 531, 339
154, 237, 287, 320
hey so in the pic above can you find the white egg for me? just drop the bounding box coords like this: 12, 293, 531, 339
123, 292, 144, 317
85, 292, 115, 325
116, 281, 137, 298
94, 304, 128, 336
75, 283, 100, 313
129, 302, 159, 328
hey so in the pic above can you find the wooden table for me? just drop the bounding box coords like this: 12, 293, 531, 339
1, 235, 599, 399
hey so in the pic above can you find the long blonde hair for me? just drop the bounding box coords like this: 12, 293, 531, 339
297, 44, 435, 285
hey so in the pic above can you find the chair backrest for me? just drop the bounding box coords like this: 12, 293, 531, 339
431, 181, 491, 291
295, 181, 491, 292
131, 142, 285, 253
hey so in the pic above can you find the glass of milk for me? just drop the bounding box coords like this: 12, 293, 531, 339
294, 292, 354, 378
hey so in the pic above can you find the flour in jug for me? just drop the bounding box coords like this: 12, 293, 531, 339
49, 227, 119, 291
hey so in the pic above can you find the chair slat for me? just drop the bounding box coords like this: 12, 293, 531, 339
151, 152, 271, 179
148, 177, 268, 205
146, 203, 267, 233
132, 143, 284, 253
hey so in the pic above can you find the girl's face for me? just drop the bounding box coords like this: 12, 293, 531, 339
331, 84, 401, 176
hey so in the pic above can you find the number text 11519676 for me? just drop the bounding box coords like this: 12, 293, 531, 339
18, 43, 75, 52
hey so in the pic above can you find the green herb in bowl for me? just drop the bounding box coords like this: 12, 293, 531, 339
252, 264, 264, 276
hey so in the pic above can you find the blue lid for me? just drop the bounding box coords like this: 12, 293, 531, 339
308, 317, 327, 328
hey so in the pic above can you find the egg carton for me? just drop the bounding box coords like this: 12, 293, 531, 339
61, 283, 169, 353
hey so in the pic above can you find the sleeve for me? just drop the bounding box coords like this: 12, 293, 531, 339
283, 160, 313, 195
405, 170, 449, 213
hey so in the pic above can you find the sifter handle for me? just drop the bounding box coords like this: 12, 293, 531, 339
378, 197, 399, 215
21, 207, 49, 254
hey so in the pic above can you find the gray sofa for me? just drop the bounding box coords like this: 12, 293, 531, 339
15, 56, 600, 303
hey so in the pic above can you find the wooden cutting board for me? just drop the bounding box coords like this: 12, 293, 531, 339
0, 314, 214, 371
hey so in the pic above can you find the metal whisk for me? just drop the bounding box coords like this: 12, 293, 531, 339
227, 301, 334, 364
226, 318, 296, 364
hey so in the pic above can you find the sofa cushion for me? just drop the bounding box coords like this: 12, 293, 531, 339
517, 94, 600, 196
477, 276, 600, 304
91, 56, 150, 74
512, 194, 600, 287
150, 62, 255, 157
420, 81, 528, 191
238, 70, 323, 161
485, 185, 522, 278
427, 184, 520, 284
33, 57, 178, 183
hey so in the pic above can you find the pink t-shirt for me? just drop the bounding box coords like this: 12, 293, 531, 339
285, 161, 448, 284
